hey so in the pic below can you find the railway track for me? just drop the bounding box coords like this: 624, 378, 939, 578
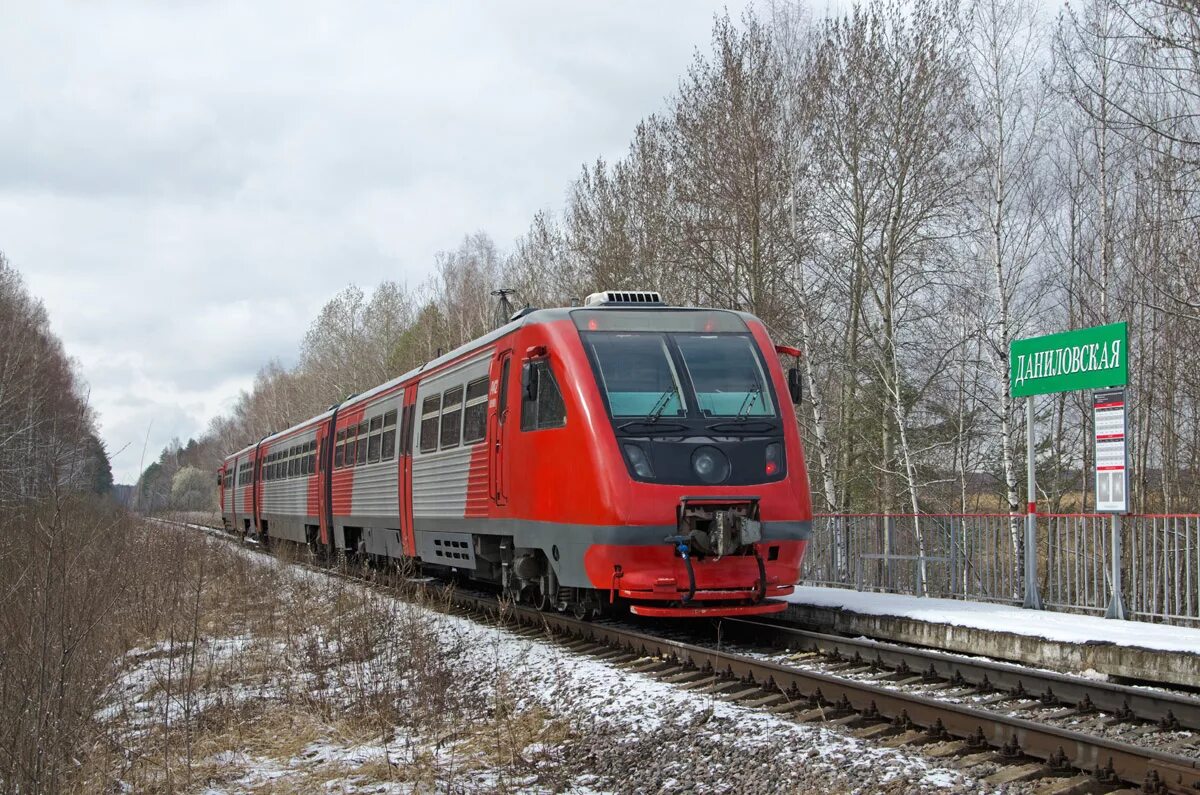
720, 619, 1200, 731
159, 517, 1200, 793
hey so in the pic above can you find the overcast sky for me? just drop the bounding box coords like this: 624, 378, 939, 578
1, 1, 755, 484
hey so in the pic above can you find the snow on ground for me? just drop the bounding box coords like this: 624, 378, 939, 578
400, 606, 981, 793
113, 528, 997, 793
782, 586, 1200, 654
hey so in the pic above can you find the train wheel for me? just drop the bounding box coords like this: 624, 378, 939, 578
529, 586, 549, 611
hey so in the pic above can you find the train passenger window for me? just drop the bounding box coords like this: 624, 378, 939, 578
520, 361, 566, 431
334, 429, 345, 469
367, 415, 383, 463
307, 452, 315, 474
440, 386, 463, 449
462, 377, 488, 444
356, 422, 368, 465
419, 395, 441, 453
381, 409, 397, 461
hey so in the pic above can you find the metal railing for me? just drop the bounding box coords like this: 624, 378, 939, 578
801, 513, 1200, 626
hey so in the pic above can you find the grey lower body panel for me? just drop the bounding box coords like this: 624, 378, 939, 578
332, 514, 406, 559
262, 513, 317, 544
412, 516, 813, 587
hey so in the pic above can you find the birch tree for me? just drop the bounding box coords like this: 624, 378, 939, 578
965, 0, 1051, 581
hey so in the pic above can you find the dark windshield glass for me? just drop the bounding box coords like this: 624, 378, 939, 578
675, 335, 775, 417
587, 334, 686, 418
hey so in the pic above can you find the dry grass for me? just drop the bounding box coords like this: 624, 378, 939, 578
59, 522, 580, 794
0, 498, 584, 793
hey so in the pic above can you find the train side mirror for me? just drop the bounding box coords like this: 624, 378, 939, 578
521, 361, 539, 401
787, 367, 803, 404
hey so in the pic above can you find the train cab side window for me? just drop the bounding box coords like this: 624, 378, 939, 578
381, 409, 397, 461
420, 395, 441, 453
440, 386, 464, 449
498, 359, 511, 420
520, 361, 566, 432
462, 377, 488, 444
367, 415, 383, 463
356, 422, 368, 465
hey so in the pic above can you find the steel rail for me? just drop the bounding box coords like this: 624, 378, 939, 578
718, 618, 1200, 731
496, 605, 1200, 794
161, 518, 1200, 793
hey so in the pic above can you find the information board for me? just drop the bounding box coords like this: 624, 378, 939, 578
1010, 322, 1127, 398
1093, 388, 1128, 513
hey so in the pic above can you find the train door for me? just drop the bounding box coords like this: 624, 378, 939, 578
489, 348, 513, 506
231, 456, 241, 530
399, 384, 417, 555
317, 418, 333, 546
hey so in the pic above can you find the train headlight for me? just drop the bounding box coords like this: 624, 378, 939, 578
765, 442, 782, 476
691, 446, 730, 484
624, 444, 655, 479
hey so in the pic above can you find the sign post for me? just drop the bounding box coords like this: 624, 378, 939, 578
1094, 389, 1129, 619
1010, 322, 1127, 612
1023, 397, 1042, 609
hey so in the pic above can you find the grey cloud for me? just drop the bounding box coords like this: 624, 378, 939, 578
1, 0, 750, 483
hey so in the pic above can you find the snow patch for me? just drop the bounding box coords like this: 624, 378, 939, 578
783, 586, 1200, 654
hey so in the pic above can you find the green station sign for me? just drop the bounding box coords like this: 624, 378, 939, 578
1010, 322, 1128, 398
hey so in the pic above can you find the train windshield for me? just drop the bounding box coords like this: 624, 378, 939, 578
675, 335, 775, 417
587, 334, 687, 418
575, 311, 776, 421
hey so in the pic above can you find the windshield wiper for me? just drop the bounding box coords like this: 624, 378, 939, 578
645, 388, 678, 422
736, 383, 762, 420
708, 420, 775, 434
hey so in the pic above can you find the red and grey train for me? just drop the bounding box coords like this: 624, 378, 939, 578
219, 291, 813, 618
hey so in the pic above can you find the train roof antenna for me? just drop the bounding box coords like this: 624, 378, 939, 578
491, 287, 516, 328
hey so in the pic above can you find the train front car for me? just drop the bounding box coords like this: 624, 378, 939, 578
520, 292, 812, 618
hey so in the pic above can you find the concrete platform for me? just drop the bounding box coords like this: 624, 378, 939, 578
777, 587, 1200, 688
